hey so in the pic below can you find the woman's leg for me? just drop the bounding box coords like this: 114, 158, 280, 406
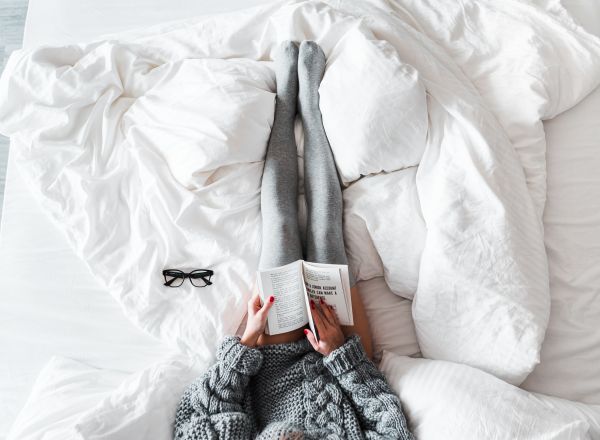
297, 41, 347, 268
297, 41, 373, 358
259, 41, 303, 270
256, 42, 307, 346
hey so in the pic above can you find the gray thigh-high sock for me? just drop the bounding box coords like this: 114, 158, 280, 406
298, 41, 354, 284
259, 41, 303, 270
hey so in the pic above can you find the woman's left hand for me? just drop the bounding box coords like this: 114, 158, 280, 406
240, 291, 275, 347
305, 298, 345, 356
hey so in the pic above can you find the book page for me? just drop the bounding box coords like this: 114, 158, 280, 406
301, 281, 317, 337
338, 266, 353, 324
302, 262, 353, 326
257, 260, 309, 335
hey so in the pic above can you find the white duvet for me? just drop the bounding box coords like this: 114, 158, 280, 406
2, 0, 600, 438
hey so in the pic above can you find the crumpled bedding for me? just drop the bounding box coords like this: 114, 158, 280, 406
2, 0, 600, 436
2, 0, 600, 383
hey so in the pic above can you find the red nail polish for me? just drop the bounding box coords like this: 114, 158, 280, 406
319, 298, 324, 304
269, 296, 275, 303
310, 300, 315, 309
304, 329, 308, 335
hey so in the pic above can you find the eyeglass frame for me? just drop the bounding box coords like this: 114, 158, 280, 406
162, 269, 214, 288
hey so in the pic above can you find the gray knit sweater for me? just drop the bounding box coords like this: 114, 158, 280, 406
174, 335, 414, 439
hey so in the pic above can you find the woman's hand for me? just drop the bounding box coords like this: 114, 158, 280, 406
240, 292, 275, 347
305, 298, 345, 356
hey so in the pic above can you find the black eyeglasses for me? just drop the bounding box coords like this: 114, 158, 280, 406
162, 269, 214, 288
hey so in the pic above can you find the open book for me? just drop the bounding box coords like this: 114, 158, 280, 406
256, 260, 353, 336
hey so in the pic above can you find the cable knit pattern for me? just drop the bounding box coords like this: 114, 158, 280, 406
174, 335, 414, 440
323, 337, 414, 439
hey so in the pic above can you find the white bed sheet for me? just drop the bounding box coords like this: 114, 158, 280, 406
519, 0, 600, 404
3, 0, 600, 437
0, 0, 273, 437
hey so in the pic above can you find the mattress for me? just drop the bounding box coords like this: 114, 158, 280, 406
1, 0, 600, 437
0, 0, 273, 437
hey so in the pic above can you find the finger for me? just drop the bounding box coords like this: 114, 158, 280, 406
316, 299, 333, 327
304, 329, 319, 351
248, 292, 261, 314
310, 299, 327, 333
257, 295, 275, 319
325, 302, 340, 327
319, 298, 335, 325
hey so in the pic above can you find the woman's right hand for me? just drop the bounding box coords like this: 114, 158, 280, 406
305, 298, 346, 356
240, 292, 275, 347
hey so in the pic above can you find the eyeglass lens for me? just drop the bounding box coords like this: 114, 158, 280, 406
164, 270, 186, 287
189, 270, 212, 287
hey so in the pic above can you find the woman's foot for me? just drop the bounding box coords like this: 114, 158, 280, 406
298, 40, 326, 116
274, 41, 299, 112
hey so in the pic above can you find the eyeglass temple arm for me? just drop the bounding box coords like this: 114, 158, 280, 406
164, 277, 178, 286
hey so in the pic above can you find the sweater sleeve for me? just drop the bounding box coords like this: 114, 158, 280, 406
323, 336, 415, 440
174, 336, 263, 440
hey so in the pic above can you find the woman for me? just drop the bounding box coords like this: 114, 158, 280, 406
174, 41, 414, 440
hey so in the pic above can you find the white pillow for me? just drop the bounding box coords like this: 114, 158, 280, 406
122, 58, 275, 191
343, 167, 425, 298
388, 0, 600, 217
356, 277, 420, 363
379, 352, 593, 440
342, 193, 385, 284
319, 28, 428, 185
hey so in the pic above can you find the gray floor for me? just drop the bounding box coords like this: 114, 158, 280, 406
0, 0, 28, 221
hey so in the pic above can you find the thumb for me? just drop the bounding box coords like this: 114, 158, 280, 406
248, 292, 261, 315
304, 329, 319, 351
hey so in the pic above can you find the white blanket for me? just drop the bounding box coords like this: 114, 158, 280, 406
2, 0, 600, 436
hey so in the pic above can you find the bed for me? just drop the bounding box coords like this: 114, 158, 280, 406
1, 0, 600, 438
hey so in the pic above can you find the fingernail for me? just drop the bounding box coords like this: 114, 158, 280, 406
319, 298, 324, 304
269, 296, 275, 303
304, 329, 308, 335
310, 300, 315, 309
